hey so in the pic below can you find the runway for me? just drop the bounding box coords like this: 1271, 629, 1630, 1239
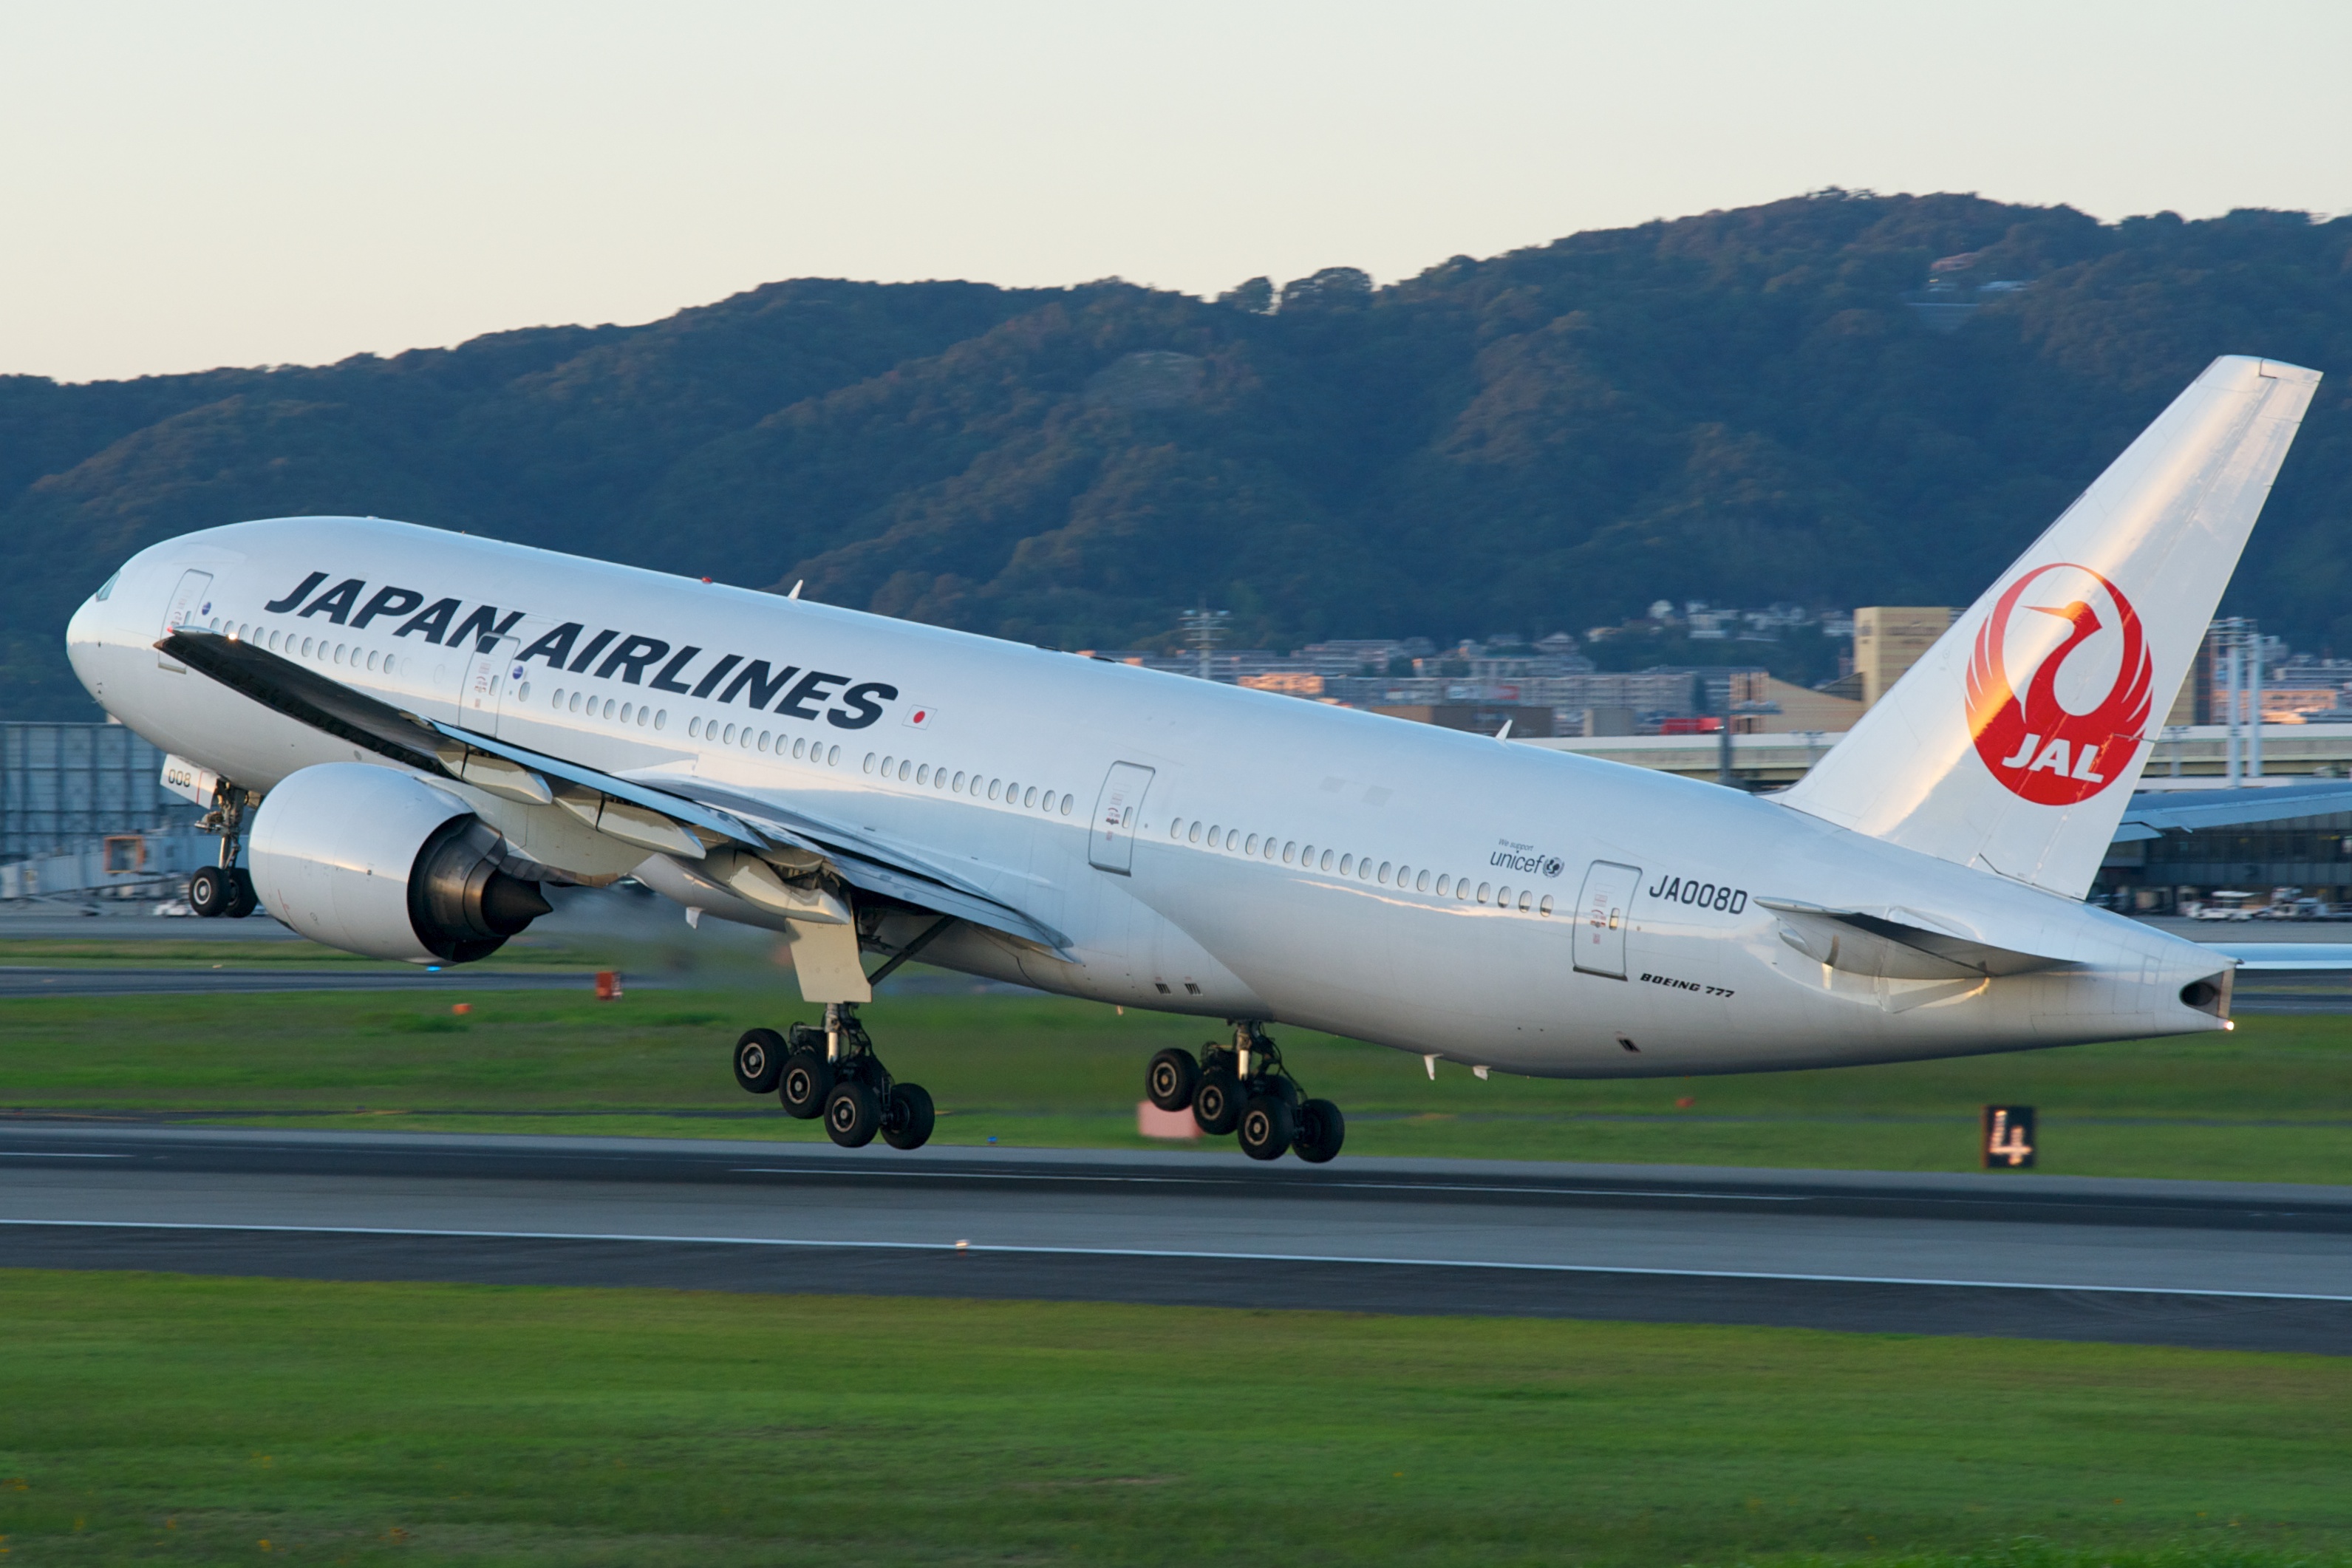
0, 966, 661, 998
1, 1123, 2345, 1354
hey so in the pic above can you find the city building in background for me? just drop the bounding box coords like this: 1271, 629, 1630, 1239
1852, 606, 1954, 708
0, 721, 205, 902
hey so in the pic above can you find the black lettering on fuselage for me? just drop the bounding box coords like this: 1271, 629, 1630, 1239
720, 661, 799, 707
448, 606, 524, 654
649, 646, 702, 694
778, 670, 848, 719
395, 598, 461, 642
828, 681, 896, 729
299, 578, 364, 624
352, 586, 423, 630
519, 622, 583, 669
263, 571, 327, 614
690, 654, 742, 699
596, 635, 670, 685
566, 630, 620, 673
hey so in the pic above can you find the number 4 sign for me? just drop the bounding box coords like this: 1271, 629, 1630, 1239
1982, 1105, 2036, 1169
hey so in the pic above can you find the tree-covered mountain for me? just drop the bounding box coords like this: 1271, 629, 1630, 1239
6, 189, 2350, 719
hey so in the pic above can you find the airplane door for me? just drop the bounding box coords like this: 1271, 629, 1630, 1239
157, 570, 212, 670
1088, 762, 1155, 874
460, 637, 524, 736
1572, 859, 1641, 978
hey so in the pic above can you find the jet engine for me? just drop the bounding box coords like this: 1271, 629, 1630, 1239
248, 763, 551, 963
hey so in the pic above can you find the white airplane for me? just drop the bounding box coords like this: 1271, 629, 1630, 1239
63, 355, 2336, 1162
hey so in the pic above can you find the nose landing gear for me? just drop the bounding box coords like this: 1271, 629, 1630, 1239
1148, 1023, 1343, 1163
188, 783, 258, 918
729, 1001, 934, 1151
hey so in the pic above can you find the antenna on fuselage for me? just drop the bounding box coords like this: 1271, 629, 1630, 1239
788, 581, 803, 599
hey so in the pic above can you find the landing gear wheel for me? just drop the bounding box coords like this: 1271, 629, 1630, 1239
1192, 1066, 1241, 1136
825, 1080, 881, 1148
1293, 1098, 1345, 1164
779, 1049, 832, 1119
223, 868, 257, 919
187, 865, 229, 918
1238, 1093, 1296, 1161
733, 1028, 786, 1095
882, 1083, 935, 1151
1146, 1048, 1199, 1111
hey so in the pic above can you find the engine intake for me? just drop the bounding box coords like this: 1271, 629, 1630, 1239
250, 763, 550, 964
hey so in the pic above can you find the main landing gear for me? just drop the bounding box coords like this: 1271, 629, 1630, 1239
188, 783, 256, 918
732, 1001, 935, 1151
1147, 1023, 1344, 1163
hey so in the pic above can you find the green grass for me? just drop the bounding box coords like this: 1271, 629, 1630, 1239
2, 981, 2348, 1179
0, 1269, 2347, 1567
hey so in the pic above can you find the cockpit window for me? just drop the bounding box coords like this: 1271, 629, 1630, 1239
93, 571, 120, 601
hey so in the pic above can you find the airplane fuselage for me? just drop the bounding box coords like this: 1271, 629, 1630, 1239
68, 517, 2230, 1077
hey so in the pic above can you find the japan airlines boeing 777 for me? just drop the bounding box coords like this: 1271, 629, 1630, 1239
62, 355, 2331, 1161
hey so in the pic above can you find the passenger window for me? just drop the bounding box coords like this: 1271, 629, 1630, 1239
989, 780, 1003, 800
1518, 890, 1533, 911
654, 711, 666, 731
900, 761, 913, 782
1415, 870, 1430, 893
864, 753, 876, 773
1539, 895, 1554, 916
955, 771, 967, 791
1377, 862, 1391, 884
1318, 849, 1333, 871
1187, 822, 1201, 843
828, 746, 841, 766
1244, 834, 1258, 855
1477, 883, 1492, 904
916, 764, 929, 785
1338, 854, 1353, 876
724, 723, 737, 744
794, 737, 807, 760
1282, 842, 1295, 864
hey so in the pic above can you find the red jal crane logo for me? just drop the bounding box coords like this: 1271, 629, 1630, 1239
1965, 562, 2153, 805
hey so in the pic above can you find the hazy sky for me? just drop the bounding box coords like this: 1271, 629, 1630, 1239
5, 1, 2349, 383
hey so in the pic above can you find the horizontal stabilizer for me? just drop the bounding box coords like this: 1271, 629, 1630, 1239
1761, 899, 2070, 980
2113, 783, 2352, 842
2202, 943, 2352, 972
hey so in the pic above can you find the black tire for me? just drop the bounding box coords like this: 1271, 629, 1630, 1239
1191, 1066, 1241, 1135
732, 1028, 787, 1095
882, 1083, 935, 1151
825, 1080, 881, 1148
779, 1049, 832, 1119
1146, 1048, 1199, 1112
222, 867, 257, 919
188, 865, 229, 918
1293, 1098, 1345, 1164
1238, 1093, 1296, 1162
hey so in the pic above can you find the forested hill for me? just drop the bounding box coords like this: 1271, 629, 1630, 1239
6, 190, 2351, 719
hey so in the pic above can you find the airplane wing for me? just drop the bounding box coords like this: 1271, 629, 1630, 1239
155, 629, 1067, 952
2111, 781, 2352, 841
2200, 944, 2352, 972
1759, 899, 2070, 980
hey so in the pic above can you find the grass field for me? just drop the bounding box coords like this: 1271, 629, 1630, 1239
1, 952, 2348, 1179
1, 1269, 2348, 1567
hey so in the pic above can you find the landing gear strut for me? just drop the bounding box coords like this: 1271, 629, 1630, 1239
189, 783, 256, 918
1148, 1023, 1344, 1163
731, 1001, 934, 1151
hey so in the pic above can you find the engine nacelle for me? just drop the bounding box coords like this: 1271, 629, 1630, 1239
249, 763, 551, 963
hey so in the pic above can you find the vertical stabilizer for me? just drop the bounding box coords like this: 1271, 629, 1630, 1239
1781, 355, 2321, 897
